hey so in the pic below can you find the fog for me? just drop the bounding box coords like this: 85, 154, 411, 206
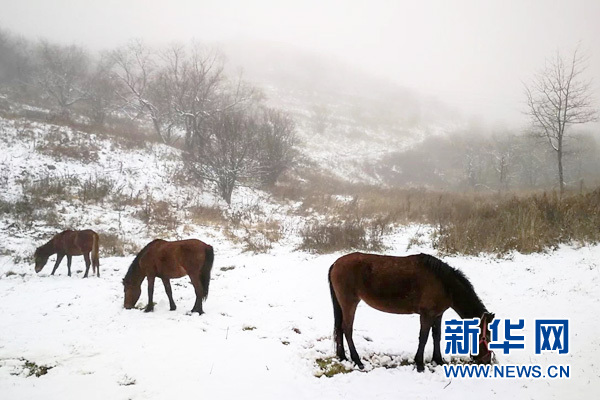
1, 0, 599, 126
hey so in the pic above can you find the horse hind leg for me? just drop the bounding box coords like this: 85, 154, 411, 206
189, 273, 205, 315
341, 299, 363, 369
83, 253, 91, 278
415, 314, 435, 372
90, 251, 97, 276
334, 314, 346, 362
66, 255, 72, 277
162, 278, 177, 311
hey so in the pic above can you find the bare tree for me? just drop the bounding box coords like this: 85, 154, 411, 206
0, 29, 35, 94
524, 47, 598, 193
110, 40, 177, 143
185, 107, 259, 204
255, 107, 297, 186
34, 41, 90, 118
156, 43, 225, 147
85, 53, 119, 126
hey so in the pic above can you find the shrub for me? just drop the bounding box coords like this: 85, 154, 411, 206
78, 175, 116, 203
35, 127, 100, 163
187, 204, 225, 226
21, 174, 77, 200
98, 232, 137, 256
299, 218, 387, 254
432, 190, 600, 255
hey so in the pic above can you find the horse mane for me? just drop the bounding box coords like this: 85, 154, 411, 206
123, 239, 163, 285
419, 253, 487, 319
34, 238, 55, 258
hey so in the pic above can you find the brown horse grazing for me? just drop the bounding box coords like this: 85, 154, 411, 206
123, 239, 214, 314
34, 229, 100, 278
328, 252, 495, 372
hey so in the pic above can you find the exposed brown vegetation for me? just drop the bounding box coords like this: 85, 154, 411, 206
277, 169, 600, 255
299, 217, 388, 254
432, 189, 600, 255
98, 232, 138, 256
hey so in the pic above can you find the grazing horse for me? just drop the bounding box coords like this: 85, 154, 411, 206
123, 239, 214, 314
328, 252, 495, 372
34, 229, 100, 278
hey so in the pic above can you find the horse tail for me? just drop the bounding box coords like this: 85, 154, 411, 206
200, 245, 214, 300
91, 232, 100, 274
328, 263, 343, 348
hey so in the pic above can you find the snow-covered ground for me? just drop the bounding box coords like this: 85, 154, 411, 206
1, 115, 599, 399
0, 236, 598, 400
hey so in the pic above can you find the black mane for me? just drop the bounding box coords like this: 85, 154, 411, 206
419, 253, 487, 319
123, 239, 163, 285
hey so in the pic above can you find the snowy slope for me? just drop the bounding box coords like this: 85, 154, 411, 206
0, 237, 598, 399
0, 116, 302, 261
0, 115, 598, 399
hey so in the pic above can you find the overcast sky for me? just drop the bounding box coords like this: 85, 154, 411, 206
2, 0, 598, 126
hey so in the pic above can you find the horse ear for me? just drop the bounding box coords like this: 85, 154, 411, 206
489, 313, 495, 321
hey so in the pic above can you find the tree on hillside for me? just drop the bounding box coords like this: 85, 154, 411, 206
524, 47, 598, 194
34, 41, 90, 118
182, 72, 299, 203
0, 30, 35, 92
156, 43, 225, 147
184, 89, 261, 205
85, 53, 119, 126
255, 107, 297, 187
110, 40, 177, 143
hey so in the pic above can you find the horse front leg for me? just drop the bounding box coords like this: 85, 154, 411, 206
51, 254, 65, 276
415, 314, 434, 372
432, 314, 445, 365
162, 278, 177, 311
145, 276, 155, 312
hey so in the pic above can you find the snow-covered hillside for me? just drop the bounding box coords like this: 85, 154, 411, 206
1, 115, 598, 399
0, 115, 302, 261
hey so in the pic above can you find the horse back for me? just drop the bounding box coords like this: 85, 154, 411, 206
53, 229, 97, 255
330, 252, 451, 315
141, 239, 211, 279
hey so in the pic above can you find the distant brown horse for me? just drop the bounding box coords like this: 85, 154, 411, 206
123, 239, 214, 314
328, 252, 495, 372
34, 229, 100, 278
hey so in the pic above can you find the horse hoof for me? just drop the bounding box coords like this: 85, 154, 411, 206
170, 306, 177, 311
416, 365, 425, 373
144, 307, 153, 313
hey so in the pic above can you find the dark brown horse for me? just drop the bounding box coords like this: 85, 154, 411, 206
34, 229, 100, 278
123, 239, 214, 314
328, 252, 495, 372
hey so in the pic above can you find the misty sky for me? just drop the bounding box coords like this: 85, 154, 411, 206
1, 0, 599, 126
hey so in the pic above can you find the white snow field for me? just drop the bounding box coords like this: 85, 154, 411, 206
0, 116, 598, 399
0, 241, 598, 400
